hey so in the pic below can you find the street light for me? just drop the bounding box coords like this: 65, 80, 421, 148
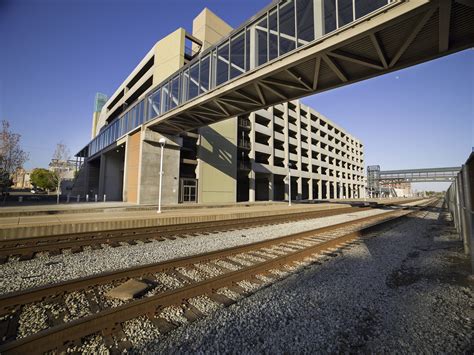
157, 137, 166, 214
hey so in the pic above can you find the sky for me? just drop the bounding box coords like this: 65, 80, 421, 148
0, 0, 472, 192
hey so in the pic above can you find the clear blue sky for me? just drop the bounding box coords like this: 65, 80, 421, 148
1, 0, 472, 192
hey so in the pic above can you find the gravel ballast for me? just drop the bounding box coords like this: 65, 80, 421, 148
129, 209, 473, 353
0, 207, 396, 294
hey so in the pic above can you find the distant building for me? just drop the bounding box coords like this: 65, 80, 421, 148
12, 168, 32, 189
74, 8, 365, 204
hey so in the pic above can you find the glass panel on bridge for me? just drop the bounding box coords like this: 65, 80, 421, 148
199, 54, 210, 93
324, 0, 337, 34
355, 0, 389, 19
230, 31, 246, 79
256, 16, 268, 66
189, 63, 200, 99
338, 0, 354, 27
269, 9, 278, 61
279, 0, 296, 55
216, 42, 229, 86
170, 75, 180, 109
296, 0, 315, 45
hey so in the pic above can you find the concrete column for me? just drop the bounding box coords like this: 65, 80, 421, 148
325, 180, 330, 199
318, 179, 322, 200
268, 174, 274, 201
297, 176, 302, 200
333, 181, 337, 199
344, 183, 348, 199
98, 154, 106, 198
308, 178, 313, 200
249, 169, 255, 202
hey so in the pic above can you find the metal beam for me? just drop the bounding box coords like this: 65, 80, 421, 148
261, 77, 312, 91
439, 0, 452, 52
328, 49, 385, 70
285, 68, 312, 90
389, 7, 436, 67
312, 57, 321, 90
369, 33, 388, 69
322, 54, 348, 82
258, 81, 289, 100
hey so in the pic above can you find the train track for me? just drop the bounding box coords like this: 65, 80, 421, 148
0, 199, 421, 263
0, 198, 438, 354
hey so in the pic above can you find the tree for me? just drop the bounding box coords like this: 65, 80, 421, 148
50, 142, 71, 204
0, 121, 28, 199
30, 168, 56, 191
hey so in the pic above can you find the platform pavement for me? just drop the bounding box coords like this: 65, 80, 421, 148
0, 198, 422, 240
0, 202, 353, 240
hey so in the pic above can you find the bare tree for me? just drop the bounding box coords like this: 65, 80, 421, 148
0, 121, 28, 199
50, 142, 71, 204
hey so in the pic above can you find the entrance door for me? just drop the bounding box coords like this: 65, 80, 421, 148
180, 179, 198, 203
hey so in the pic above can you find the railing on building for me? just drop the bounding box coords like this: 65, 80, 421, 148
238, 160, 251, 170
238, 117, 251, 129
83, 0, 392, 158
238, 139, 251, 150
446, 152, 474, 273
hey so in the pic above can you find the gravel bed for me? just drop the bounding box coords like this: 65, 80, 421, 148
132, 208, 473, 353
0, 207, 405, 294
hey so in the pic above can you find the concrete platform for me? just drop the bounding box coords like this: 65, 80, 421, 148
0, 203, 349, 240
0, 198, 421, 240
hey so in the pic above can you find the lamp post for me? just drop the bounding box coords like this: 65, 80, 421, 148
157, 137, 166, 213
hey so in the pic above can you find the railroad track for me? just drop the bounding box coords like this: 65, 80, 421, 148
0, 198, 438, 354
0, 199, 421, 264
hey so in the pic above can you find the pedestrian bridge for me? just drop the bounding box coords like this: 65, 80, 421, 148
83, 0, 474, 158
380, 167, 461, 182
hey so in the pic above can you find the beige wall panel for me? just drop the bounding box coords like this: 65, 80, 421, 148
126, 131, 141, 203
153, 29, 185, 85
192, 8, 233, 50
198, 118, 237, 203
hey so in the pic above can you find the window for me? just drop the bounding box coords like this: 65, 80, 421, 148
324, 0, 337, 34
279, 0, 296, 55
216, 42, 229, 86
170, 75, 180, 109
199, 54, 210, 93
355, 0, 387, 19
189, 63, 199, 99
269, 10, 278, 60
230, 32, 245, 79
161, 83, 170, 113
256, 17, 268, 66
296, 0, 314, 45
338, 0, 354, 27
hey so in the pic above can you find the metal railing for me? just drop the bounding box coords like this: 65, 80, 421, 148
446, 152, 474, 273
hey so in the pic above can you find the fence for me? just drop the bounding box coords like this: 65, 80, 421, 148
446, 152, 474, 272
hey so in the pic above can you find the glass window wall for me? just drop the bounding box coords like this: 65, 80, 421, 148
279, 0, 296, 55
216, 42, 229, 86
230, 32, 245, 79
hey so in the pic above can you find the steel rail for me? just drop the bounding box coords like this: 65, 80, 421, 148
0, 199, 422, 262
0, 207, 414, 315
0, 200, 438, 354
